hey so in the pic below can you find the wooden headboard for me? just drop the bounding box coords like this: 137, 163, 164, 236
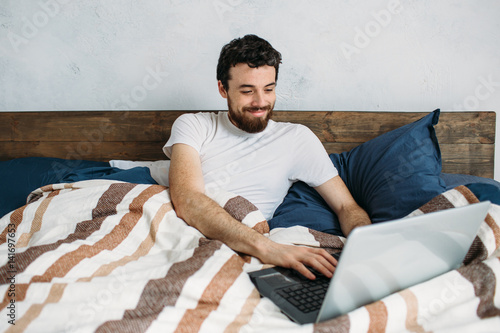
0, 110, 495, 178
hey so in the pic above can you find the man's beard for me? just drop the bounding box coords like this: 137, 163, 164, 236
228, 102, 274, 133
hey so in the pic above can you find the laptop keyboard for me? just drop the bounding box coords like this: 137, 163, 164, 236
276, 276, 330, 313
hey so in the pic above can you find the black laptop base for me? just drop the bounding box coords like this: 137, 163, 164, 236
249, 266, 331, 324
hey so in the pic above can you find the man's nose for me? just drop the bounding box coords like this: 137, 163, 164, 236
251, 91, 266, 107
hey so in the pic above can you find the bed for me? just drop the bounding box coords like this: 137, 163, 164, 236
1, 109, 499, 332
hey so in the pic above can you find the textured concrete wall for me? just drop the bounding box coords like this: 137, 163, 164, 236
1, 0, 499, 176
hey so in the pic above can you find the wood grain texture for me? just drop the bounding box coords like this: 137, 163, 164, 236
0, 110, 495, 178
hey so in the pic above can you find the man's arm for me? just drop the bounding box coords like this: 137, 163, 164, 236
314, 176, 371, 236
169, 143, 337, 279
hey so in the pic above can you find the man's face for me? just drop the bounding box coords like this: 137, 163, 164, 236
218, 63, 276, 133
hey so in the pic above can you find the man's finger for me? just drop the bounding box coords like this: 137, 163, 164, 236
317, 249, 338, 266
295, 263, 316, 280
309, 259, 334, 278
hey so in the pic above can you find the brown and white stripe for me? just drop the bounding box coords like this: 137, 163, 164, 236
1, 182, 500, 333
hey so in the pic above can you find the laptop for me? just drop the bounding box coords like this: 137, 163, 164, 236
249, 201, 490, 324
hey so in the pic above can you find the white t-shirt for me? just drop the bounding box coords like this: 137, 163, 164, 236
163, 112, 338, 219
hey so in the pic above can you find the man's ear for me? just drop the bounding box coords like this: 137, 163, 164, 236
218, 80, 228, 99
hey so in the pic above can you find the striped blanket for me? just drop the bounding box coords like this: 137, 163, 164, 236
0, 181, 499, 332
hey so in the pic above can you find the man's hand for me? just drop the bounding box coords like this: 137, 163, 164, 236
169, 143, 337, 280
256, 239, 337, 280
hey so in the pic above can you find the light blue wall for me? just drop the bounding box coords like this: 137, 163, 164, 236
1, 0, 499, 176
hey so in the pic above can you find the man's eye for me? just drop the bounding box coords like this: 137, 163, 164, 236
241, 90, 252, 94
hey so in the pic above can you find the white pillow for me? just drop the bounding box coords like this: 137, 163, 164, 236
109, 160, 170, 186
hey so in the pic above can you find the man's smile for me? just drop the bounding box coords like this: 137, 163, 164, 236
244, 106, 271, 118
247, 109, 267, 117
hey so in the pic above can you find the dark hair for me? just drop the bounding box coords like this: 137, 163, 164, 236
217, 34, 282, 91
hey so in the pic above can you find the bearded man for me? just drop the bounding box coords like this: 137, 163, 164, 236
164, 35, 370, 279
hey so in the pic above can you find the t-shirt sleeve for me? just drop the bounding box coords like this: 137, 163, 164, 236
163, 113, 208, 158
290, 125, 338, 187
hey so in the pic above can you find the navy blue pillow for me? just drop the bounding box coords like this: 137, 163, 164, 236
61, 166, 157, 184
332, 109, 446, 222
0, 158, 159, 218
268, 182, 343, 235
0, 157, 109, 218
440, 173, 500, 205
269, 109, 446, 235
440, 172, 500, 191
465, 183, 500, 205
